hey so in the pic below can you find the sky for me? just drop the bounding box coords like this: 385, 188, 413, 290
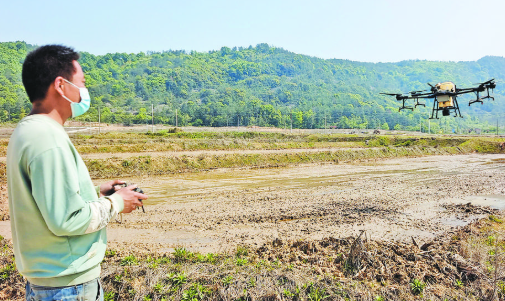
1, 0, 504, 63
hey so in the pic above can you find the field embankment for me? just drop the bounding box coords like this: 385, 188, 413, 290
65, 133, 505, 180
1, 132, 503, 181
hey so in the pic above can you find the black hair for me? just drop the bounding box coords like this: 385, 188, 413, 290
22, 45, 80, 103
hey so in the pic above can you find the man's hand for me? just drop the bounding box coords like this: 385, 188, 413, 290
116, 185, 148, 213
99, 179, 125, 197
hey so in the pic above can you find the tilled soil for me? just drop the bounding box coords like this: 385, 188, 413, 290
97, 153, 505, 254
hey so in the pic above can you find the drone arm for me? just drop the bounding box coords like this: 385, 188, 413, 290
411, 95, 435, 99
454, 88, 476, 95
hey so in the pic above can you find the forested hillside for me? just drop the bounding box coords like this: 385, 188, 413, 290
1, 41, 504, 133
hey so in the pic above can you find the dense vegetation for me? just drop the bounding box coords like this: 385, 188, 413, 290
1, 41, 504, 133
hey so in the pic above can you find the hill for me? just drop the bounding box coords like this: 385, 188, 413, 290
1, 41, 504, 132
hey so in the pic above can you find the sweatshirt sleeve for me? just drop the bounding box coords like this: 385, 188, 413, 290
28, 147, 96, 236
84, 193, 123, 234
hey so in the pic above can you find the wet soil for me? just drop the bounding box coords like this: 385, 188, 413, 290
0, 154, 504, 253
94, 153, 505, 254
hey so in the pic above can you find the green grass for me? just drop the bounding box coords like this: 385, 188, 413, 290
409, 279, 425, 295
489, 215, 503, 223
120, 255, 139, 266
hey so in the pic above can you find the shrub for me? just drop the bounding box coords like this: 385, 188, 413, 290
409, 278, 425, 295
168, 272, 187, 286
236, 258, 248, 266
120, 255, 138, 266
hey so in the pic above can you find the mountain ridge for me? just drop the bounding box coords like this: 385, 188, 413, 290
0, 41, 503, 132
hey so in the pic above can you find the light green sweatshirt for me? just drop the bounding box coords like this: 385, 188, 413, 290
7, 114, 124, 287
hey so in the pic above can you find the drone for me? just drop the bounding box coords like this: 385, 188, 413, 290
380, 79, 496, 119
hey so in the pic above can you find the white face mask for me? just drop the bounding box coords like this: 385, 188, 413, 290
62, 79, 91, 118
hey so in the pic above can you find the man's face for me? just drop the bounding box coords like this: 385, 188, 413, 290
64, 61, 86, 103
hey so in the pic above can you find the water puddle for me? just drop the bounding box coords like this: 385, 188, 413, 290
438, 216, 475, 227
405, 194, 505, 229
483, 158, 505, 165
94, 154, 505, 251
127, 164, 447, 206
126, 153, 505, 207
445, 194, 505, 210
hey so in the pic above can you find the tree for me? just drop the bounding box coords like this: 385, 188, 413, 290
134, 108, 149, 124
292, 111, 303, 128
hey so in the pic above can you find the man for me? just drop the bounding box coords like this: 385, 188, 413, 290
7, 45, 147, 301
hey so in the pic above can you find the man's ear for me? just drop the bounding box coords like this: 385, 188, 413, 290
54, 76, 66, 97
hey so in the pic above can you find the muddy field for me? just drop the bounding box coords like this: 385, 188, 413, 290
1, 154, 504, 255
82, 153, 505, 254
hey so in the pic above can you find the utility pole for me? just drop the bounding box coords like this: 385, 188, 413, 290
151, 104, 154, 133
428, 113, 431, 134
237, 114, 240, 130
98, 106, 101, 134
290, 112, 293, 133
324, 115, 327, 133
175, 109, 178, 127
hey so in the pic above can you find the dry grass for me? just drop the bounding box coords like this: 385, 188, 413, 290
94, 215, 505, 300
3, 215, 505, 300
81, 145, 469, 180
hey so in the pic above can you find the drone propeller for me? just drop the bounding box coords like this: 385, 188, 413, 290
410, 90, 432, 96
473, 78, 495, 85
380, 93, 402, 96
426, 83, 437, 92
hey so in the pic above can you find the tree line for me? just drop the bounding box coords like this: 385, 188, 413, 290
1, 41, 504, 133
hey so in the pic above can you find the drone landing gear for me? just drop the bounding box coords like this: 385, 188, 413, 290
414, 98, 425, 108
398, 98, 413, 112
482, 88, 495, 102
469, 91, 483, 106
430, 97, 463, 119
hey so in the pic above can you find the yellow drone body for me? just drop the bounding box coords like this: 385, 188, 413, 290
435, 82, 456, 108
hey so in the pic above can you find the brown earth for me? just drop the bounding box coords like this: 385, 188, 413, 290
1, 153, 504, 255
0, 185, 8, 222
103, 153, 505, 254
